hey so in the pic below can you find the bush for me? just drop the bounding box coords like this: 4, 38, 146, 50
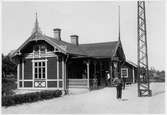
2, 90, 62, 107
2, 78, 17, 96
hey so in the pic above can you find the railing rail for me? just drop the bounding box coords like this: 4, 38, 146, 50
67, 79, 88, 88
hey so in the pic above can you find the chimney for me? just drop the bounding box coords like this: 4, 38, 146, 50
53, 28, 61, 41
70, 35, 79, 46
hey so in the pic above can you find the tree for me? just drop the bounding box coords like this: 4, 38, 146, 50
2, 54, 17, 78
2, 54, 17, 96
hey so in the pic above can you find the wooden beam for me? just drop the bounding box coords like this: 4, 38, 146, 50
17, 63, 20, 88
93, 61, 97, 78
99, 61, 102, 78
109, 62, 113, 85
86, 61, 90, 89
62, 56, 66, 90
132, 67, 135, 83
57, 56, 59, 88
22, 59, 24, 87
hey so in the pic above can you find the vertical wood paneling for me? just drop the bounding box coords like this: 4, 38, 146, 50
24, 59, 32, 79
19, 60, 22, 80
47, 57, 57, 79
59, 57, 62, 79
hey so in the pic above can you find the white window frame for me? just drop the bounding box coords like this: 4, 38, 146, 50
33, 44, 47, 58
121, 68, 128, 78
32, 59, 48, 88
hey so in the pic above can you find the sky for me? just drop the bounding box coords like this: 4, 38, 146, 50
2, 1, 165, 71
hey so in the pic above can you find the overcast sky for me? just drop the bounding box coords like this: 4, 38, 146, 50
2, 1, 165, 70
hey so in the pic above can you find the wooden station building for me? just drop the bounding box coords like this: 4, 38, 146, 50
12, 16, 137, 92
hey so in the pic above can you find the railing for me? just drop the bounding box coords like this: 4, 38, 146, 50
67, 79, 88, 88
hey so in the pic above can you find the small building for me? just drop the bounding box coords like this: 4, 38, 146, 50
121, 61, 137, 84
12, 16, 137, 93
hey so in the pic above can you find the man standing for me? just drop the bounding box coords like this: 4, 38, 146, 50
106, 71, 111, 86
113, 77, 123, 99
122, 77, 126, 90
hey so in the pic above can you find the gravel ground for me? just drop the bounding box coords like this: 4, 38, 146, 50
2, 82, 165, 114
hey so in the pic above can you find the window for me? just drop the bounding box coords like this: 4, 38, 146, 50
33, 44, 47, 55
33, 59, 47, 88
121, 68, 128, 78
34, 61, 46, 79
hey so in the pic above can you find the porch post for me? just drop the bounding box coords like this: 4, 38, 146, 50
17, 63, 20, 88
22, 59, 24, 88
57, 56, 59, 88
99, 61, 103, 86
93, 61, 97, 88
86, 61, 90, 89
99, 61, 102, 77
94, 61, 97, 78
62, 57, 65, 90
132, 67, 135, 83
109, 61, 113, 85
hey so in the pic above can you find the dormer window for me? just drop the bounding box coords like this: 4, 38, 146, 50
33, 44, 47, 58
34, 45, 39, 52
40, 45, 46, 53
33, 45, 47, 53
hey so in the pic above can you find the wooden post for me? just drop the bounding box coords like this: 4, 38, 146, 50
93, 61, 97, 88
109, 62, 113, 86
86, 61, 90, 89
57, 56, 59, 88
94, 61, 97, 78
132, 67, 135, 83
22, 59, 24, 87
17, 63, 20, 89
99, 61, 103, 87
62, 57, 65, 90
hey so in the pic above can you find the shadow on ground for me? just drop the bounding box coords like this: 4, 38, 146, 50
152, 90, 165, 97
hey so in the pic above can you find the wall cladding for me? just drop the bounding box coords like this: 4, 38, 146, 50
47, 81, 57, 87
19, 60, 22, 80
47, 57, 57, 79
24, 81, 33, 87
24, 59, 32, 79
59, 57, 62, 79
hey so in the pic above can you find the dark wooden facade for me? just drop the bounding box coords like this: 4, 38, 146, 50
121, 61, 137, 84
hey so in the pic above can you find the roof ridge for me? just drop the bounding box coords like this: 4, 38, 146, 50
44, 35, 72, 45
80, 41, 119, 45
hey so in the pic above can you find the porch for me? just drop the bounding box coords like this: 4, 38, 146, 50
66, 58, 116, 90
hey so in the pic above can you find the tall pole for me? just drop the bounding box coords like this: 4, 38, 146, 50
118, 5, 121, 42
137, 1, 152, 97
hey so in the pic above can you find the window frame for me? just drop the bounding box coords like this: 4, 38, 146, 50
33, 44, 47, 57
32, 59, 48, 88
121, 68, 128, 78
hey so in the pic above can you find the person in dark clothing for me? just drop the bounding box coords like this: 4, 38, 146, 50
122, 77, 126, 90
113, 77, 123, 99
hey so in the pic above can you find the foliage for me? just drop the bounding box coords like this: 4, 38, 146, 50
2, 54, 17, 96
2, 90, 62, 107
2, 78, 16, 96
2, 54, 17, 78
149, 67, 165, 82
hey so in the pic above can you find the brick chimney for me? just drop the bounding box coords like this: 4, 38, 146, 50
70, 35, 79, 46
53, 28, 61, 41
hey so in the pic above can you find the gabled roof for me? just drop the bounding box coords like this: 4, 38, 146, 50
45, 35, 87, 56
126, 60, 137, 68
79, 41, 119, 58
12, 31, 121, 59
